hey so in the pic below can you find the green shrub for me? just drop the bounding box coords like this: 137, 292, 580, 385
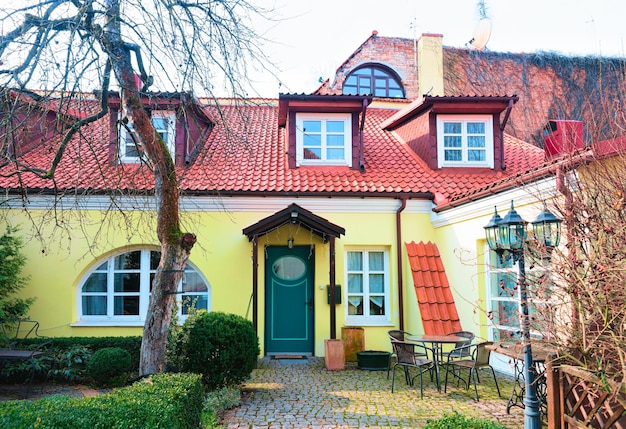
86, 347, 132, 385
49, 344, 92, 381
173, 311, 259, 389
201, 386, 241, 428
0, 373, 205, 428
424, 412, 507, 429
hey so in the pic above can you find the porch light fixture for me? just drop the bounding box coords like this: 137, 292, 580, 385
287, 236, 294, 249
483, 200, 561, 429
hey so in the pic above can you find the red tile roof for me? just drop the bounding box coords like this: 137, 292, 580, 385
405, 241, 462, 335
0, 98, 545, 203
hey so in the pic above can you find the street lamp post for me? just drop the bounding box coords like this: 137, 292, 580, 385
484, 201, 561, 429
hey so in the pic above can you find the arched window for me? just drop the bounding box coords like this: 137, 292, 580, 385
342, 65, 404, 98
78, 248, 210, 325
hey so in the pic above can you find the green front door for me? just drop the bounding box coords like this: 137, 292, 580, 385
265, 245, 314, 355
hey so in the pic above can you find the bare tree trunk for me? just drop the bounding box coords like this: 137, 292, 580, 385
103, 0, 196, 376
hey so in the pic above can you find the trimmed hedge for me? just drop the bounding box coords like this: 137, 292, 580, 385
0, 373, 205, 428
424, 412, 507, 429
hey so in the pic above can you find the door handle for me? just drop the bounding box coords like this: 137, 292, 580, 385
305, 300, 313, 310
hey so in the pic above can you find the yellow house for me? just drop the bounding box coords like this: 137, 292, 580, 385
0, 32, 614, 360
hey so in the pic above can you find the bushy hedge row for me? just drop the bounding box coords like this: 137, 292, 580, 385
0, 373, 205, 428
2, 336, 142, 383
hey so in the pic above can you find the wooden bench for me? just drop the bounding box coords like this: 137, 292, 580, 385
0, 319, 54, 384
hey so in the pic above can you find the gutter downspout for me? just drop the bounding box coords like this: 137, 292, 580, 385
359, 99, 368, 172
500, 99, 514, 171
396, 197, 408, 330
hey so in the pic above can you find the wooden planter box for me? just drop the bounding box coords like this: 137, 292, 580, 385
357, 350, 390, 371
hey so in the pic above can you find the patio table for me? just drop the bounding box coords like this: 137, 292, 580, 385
406, 334, 470, 391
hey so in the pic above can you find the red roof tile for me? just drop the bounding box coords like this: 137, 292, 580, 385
0, 98, 545, 202
405, 241, 462, 335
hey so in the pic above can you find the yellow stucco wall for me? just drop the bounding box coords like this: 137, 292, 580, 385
2, 202, 447, 357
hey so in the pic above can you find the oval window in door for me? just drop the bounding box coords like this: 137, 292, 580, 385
273, 256, 306, 280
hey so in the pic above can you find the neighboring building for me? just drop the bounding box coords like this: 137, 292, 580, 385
0, 33, 617, 362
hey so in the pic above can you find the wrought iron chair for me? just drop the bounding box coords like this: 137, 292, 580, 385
390, 340, 435, 398
443, 341, 501, 401
387, 330, 413, 379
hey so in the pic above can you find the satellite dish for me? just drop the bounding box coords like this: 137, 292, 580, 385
468, 18, 492, 50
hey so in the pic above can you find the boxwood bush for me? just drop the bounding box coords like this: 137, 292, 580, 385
172, 311, 259, 389
0, 373, 205, 428
86, 347, 132, 385
424, 412, 507, 429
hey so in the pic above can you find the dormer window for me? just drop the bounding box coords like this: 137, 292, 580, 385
119, 110, 176, 163
436, 114, 494, 168
296, 113, 352, 166
343, 65, 404, 98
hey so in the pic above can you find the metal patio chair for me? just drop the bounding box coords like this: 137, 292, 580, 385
443, 341, 501, 401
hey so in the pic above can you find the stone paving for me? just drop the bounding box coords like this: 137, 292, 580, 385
222, 357, 526, 429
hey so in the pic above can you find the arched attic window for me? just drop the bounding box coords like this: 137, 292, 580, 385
342, 64, 405, 98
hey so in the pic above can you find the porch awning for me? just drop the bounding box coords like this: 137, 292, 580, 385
405, 241, 462, 335
242, 203, 345, 240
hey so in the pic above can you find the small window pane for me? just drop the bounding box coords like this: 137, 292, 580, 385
369, 296, 385, 315
369, 274, 384, 293
326, 121, 344, 133
303, 134, 321, 147
303, 120, 321, 133
83, 273, 107, 293
83, 296, 107, 315
444, 136, 462, 148
182, 295, 208, 314
468, 136, 485, 148
348, 296, 363, 315
327, 134, 344, 147
304, 147, 321, 159
347, 252, 362, 270
327, 148, 345, 160
468, 150, 486, 161
369, 252, 384, 270
348, 274, 363, 293
345, 76, 357, 85
444, 122, 462, 134
467, 122, 485, 133
114, 296, 139, 315
114, 251, 141, 270
114, 273, 141, 292
150, 251, 161, 270
445, 150, 462, 161
183, 272, 208, 293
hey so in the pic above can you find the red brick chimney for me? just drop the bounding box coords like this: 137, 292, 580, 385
543, 120, 584, 159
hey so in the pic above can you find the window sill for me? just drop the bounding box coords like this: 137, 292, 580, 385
344, 318, 394, 327
71, 321, 144, 327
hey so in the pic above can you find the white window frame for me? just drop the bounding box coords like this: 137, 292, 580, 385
76, 248, 210, 326
295, 113, 352, 166
344, 247, 391, 326
485, 246, 552, 343
119, 110, 176, 163
436, 114, 494, 168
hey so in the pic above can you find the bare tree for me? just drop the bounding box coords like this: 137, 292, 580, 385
0, 0, 273, 375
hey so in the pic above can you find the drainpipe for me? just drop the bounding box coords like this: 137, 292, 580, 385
499, 99, 514, 170
396, 197, 408, 330
252, 235, 258, 333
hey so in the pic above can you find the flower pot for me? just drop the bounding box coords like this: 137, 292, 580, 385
324, 339, 345, 371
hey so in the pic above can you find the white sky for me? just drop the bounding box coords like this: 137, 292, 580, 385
250, 0, 626, 97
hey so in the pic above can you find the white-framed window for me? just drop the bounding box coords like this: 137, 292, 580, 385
295, 113, 352, 166
436, 114, 494, 168
345, 248, 390, 326
119, 110, 176, 163
486, 247, 553, 342
78, 248, 210, 326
